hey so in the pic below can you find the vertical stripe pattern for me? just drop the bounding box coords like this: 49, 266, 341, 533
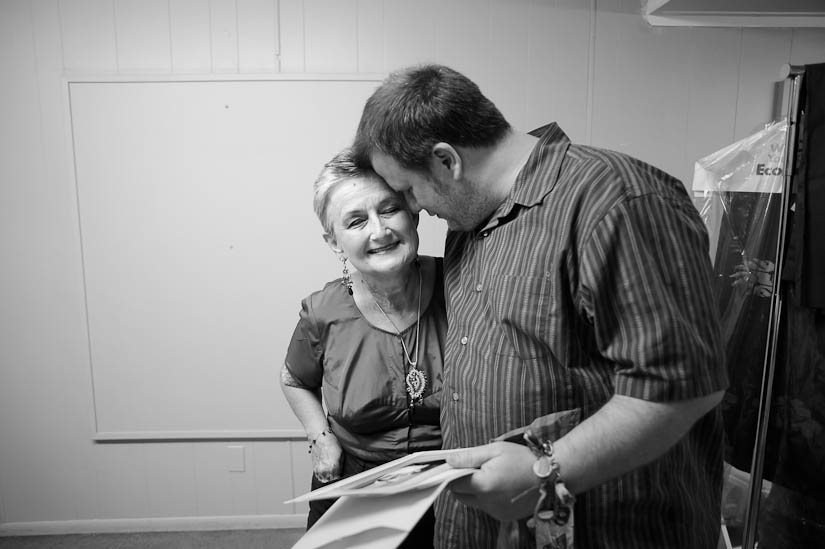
435, 124, 728, 548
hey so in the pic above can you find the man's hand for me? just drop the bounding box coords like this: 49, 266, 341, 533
445, 442, 540, 521
311, 432, 343, 483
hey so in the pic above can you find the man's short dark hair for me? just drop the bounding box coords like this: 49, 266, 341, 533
353, 64, 511, 172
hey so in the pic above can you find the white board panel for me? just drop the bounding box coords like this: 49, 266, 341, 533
68, 77, 398, 438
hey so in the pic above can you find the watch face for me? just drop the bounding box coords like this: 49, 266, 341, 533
532, 455, 555, 479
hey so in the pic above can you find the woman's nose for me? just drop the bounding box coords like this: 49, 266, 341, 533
368, 216, 390, 238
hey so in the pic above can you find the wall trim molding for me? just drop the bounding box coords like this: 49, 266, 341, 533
93, 430, 307, 442
0, 514, 305, 537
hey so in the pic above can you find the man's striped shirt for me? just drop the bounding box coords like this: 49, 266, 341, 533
435, 123, 728, 549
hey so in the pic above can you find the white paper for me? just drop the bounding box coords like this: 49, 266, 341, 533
286, 448, 472, 503
291, 483, 441, 549
287, 449, 476, 549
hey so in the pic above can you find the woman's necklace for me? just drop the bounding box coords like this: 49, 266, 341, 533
370, 266, 426, 406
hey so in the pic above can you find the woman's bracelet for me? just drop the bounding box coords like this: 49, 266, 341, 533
307, 428, 330, 454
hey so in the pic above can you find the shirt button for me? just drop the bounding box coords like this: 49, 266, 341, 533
460, 336, 468, 345
452, 392, 460, 401
480, 231, 489, 239
475, 283, 482, 292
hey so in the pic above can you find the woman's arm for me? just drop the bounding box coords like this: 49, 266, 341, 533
280, 364, 343, 482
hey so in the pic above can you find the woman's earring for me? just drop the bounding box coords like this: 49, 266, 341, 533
341, 257, 353, 295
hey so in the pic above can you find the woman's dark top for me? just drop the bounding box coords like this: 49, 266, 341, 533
285, 256, 446, 463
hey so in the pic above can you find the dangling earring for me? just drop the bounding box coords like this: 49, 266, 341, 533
341, 257, 353, 295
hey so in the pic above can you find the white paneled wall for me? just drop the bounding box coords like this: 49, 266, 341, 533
1, 0, 824, 533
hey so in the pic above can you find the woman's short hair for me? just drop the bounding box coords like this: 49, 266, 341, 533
313, 148, 381, 234
353, 64, 511, 173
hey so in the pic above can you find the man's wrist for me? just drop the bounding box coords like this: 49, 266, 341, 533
524, 430, 575, 525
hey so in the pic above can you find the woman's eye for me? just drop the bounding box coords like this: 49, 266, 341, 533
381, 206, 400, 215
347, 218, 366, 228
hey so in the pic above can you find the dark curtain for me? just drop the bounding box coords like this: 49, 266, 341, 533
758, 62, 825, 549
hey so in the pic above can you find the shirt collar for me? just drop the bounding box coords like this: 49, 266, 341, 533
477, 123, 571, 233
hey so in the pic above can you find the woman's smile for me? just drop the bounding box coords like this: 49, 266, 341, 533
368, 241, 400, 254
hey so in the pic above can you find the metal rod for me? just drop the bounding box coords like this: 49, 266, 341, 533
780, 63, 805, 80
740, 67, 804, 549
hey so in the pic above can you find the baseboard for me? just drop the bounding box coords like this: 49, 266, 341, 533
0, 514, 306, 536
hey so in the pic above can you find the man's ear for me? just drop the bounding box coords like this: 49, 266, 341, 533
430, 142, 462, 182
323, 233, 343, 255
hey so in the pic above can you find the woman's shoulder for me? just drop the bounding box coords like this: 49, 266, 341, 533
299, 278, 357, 323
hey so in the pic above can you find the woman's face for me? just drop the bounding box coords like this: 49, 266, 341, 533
324, 175, 419, 279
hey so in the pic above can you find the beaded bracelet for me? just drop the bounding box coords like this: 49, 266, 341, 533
307, 428, 330, 454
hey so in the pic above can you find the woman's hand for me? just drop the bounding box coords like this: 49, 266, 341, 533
310, 431, 344, 483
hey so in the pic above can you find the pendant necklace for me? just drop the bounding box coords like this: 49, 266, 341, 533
371, 266, 426, 406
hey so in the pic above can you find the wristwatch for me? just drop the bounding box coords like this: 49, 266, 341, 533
533, 453, 560, 482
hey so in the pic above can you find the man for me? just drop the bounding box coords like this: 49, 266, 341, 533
353, 64, 728, 548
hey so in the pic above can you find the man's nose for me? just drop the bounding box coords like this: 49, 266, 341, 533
404, 192, 421, 214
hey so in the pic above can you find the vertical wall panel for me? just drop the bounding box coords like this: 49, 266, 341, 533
546, 0, 592, 143
31, 0, 63, 74
526, 0, 592, 143
592, 9, 693, 181
59, 0, 118, 72
734, 29, 793, 140
382, 0, 436, 68
144, 444, 198, 517
227, 451, 259, 516
525, 0, 560, 133
0, 0, 93, 524
250, 442, 295, 514
790, 29, 825, 65
210, 0, 240, 72
433, 0, 491, 85
356, 0, 383, 73
114, 0, 171, 72
289, 441, 312, 516
303, 0, 358, 73
682, 28, 742, 174
93, 445, 150, 519
237, 0, 279, 72
169, 0, 212, 72
487, 0, 530, 129
278, 0, 305, 72
193, 444, 236, 516
30, 0, 100, 525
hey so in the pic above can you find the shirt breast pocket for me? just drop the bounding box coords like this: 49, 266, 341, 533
485, 273, 556, 361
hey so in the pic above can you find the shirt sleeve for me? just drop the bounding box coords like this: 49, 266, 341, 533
580, 193, 728, 401
284, 297, 324, 389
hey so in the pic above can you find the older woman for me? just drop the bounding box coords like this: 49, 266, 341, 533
280, 149, 445, 547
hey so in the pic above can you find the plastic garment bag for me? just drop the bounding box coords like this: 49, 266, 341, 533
696, 118, 825, 546
692, 121, 788, 542
694, 120, 788, 472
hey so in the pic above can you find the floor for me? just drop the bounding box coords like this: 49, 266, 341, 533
0, 529, 305, 549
